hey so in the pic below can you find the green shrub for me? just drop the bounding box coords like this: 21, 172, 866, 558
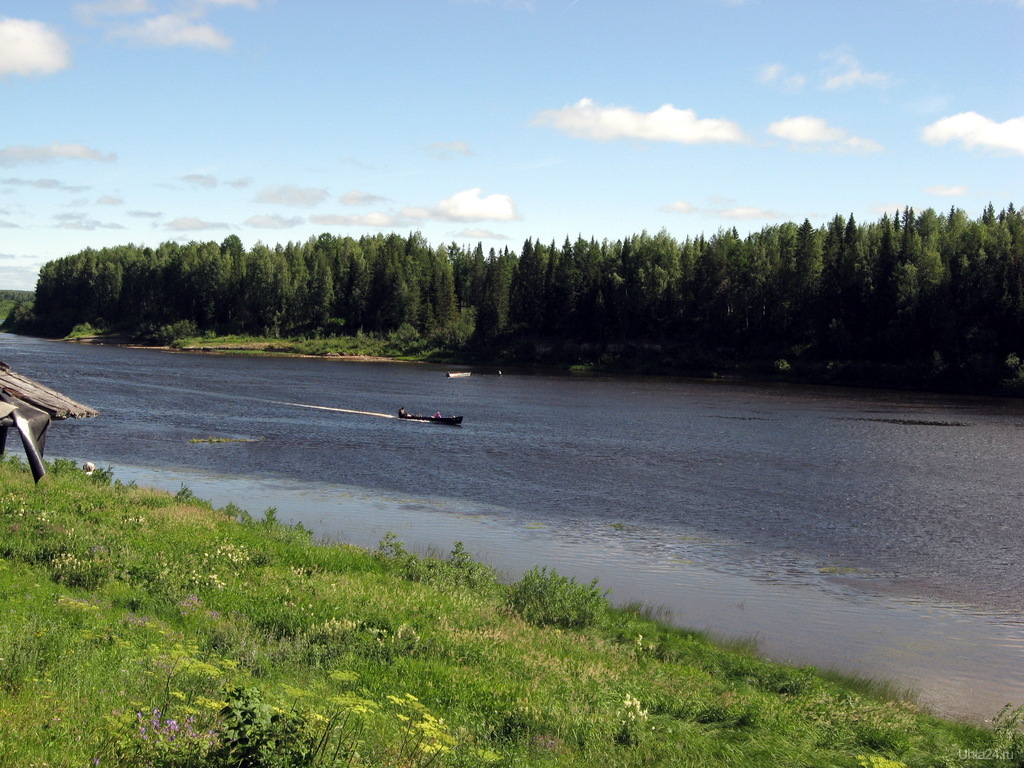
68, 321, 104, 338
991, 704, 1024, 758
505, 566, 608, 629
137, 319, 199, 346
207, 686, 309, 767
375, 534, 498, 591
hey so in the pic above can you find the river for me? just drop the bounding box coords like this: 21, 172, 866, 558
2, 332, 1022, 723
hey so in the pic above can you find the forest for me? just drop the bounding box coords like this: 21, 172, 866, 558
4, 203, 1024, 393
0, 290, 33, 322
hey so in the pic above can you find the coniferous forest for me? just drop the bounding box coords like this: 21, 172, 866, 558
5, 203, 1024, 393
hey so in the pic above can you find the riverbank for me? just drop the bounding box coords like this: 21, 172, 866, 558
58, 329, 1024, 398
66, 333, 409, 364
1, 456, 1019, 767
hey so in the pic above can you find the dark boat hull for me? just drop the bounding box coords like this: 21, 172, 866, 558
398, 414, 463, 425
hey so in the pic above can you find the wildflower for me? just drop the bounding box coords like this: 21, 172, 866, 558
622, 694, 648, 722
616, 694, 649, 747
179, 594, 202, 614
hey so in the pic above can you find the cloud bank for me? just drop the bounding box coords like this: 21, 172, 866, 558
0, 143, 117, 166
111, 13, 232, 49
310, 188, 520, 231
768, 116, 883, 154
922, 112, 1024, 156
665, 200, 783, 221
534, 98, 748, 145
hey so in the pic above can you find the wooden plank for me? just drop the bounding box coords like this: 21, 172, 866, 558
0, 361, 99, 419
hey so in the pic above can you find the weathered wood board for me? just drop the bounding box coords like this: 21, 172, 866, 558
0, 361, 99, 419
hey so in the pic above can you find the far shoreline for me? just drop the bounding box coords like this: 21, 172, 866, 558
52, 331, 1024, 401
63, 334, 413, 364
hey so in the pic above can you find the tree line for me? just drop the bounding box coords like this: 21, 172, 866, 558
5, 203, 1024, 391
0, 290, 33, 302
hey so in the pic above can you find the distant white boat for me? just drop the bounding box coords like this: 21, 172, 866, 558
446, 371, 471, 378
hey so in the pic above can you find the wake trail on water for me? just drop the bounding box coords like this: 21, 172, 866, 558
266, 400, 396, 419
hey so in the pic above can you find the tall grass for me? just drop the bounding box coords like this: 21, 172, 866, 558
0, 454, 1020, 767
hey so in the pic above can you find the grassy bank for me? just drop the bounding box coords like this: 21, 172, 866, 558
160, 333, 430, 362
68, 329, 457, 365
0, 457, 1020, 767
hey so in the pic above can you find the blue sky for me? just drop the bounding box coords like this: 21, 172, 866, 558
2, 0, 1022, 291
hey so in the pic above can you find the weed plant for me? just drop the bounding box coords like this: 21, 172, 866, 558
0, 454, 1020, 767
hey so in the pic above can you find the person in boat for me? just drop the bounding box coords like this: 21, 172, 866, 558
433, 411, 441, 419
398, 407, 407, 419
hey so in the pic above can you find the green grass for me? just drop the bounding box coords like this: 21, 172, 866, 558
164, 330, 455, 364
0, 455, 1020, 767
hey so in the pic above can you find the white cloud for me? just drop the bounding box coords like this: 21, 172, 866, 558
255, 185, 329, 207
0, 18, 71, 76
97, 195, 123, 205
456, 228, 510, 240
80, 0, 257, 51
759, 63, 784, 82
0, 262, 43, 290
769, 116, 844, 143
821, 48, 890, 90
75, 0, 152, 22
407, 188, 520, 222
167, 217, 229, 230
181, 173, 218, 188
716, 206, 782, 221
112, 13, 232, 49
92, 0, 258, 48
768, 116, 884, 153
925, 185, 968, 197
310, 212, 399, 228
313, 188, 519, 228
0, 142, 117, 166
664, 198, 783, 221
340, 190, 390, 206
2, 177, 91, 193
427, 141, 474, 158
758, 63, 806, 91
246, 214, 304, 228
842, 136, 885, 154
922, 112, 1024, 156
533, 98, 748, 145
663, 201, 697, 214
53, 212, 125, 231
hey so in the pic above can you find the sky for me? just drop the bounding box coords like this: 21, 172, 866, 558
1, 0, 1022, 291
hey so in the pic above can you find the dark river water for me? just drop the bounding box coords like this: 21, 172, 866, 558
2, 332, 1022, 723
